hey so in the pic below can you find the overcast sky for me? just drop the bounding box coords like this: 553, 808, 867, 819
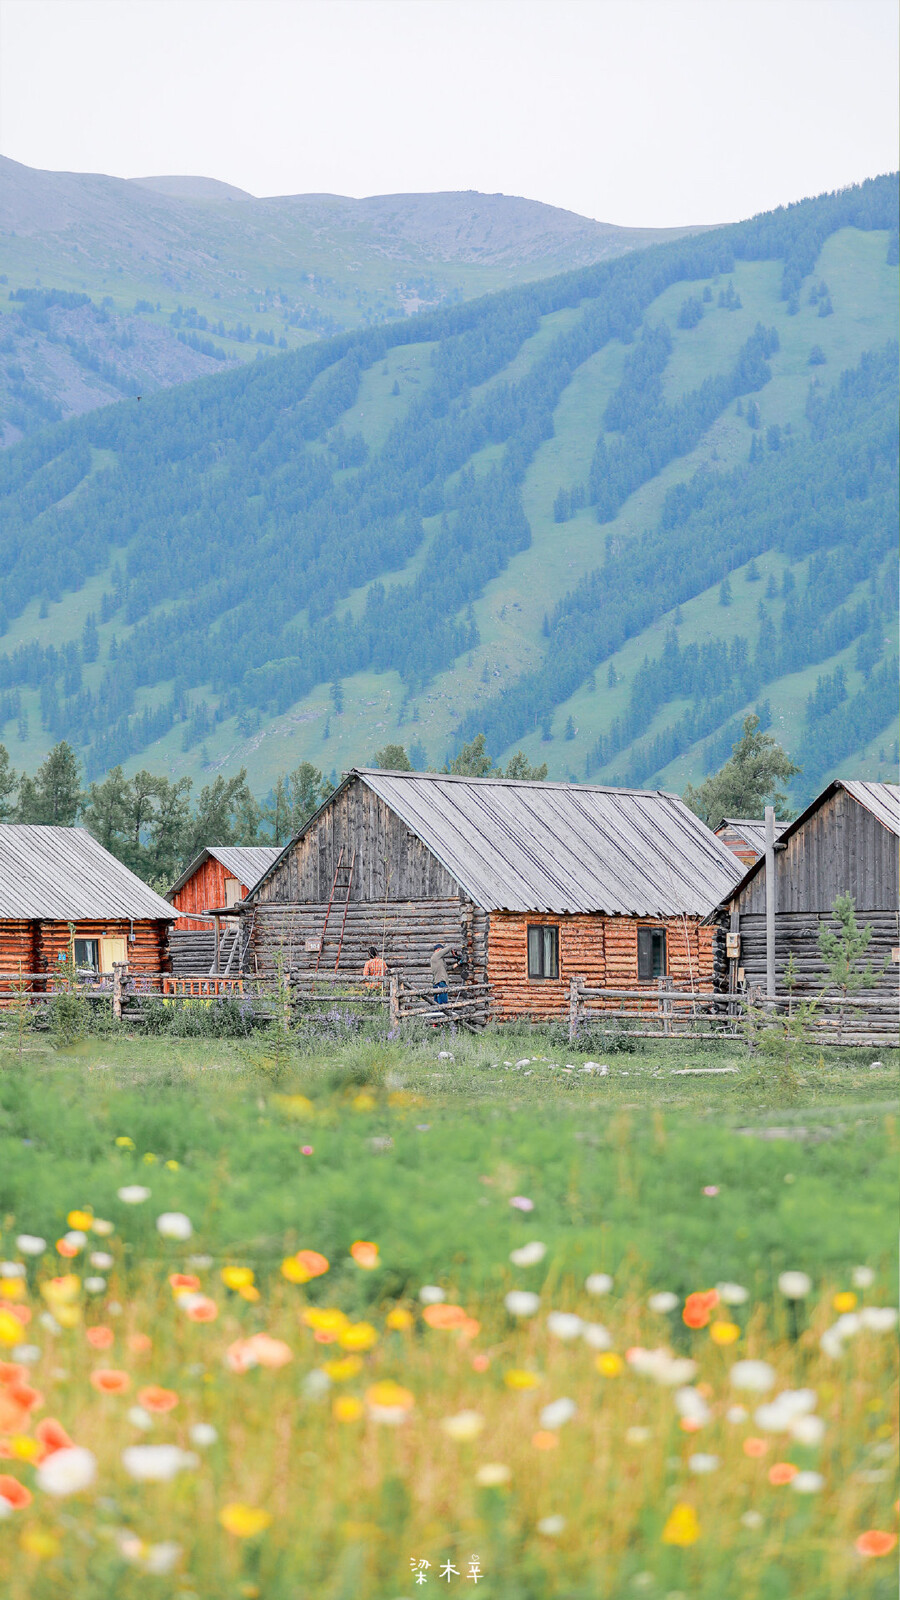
0, 0, 896, 227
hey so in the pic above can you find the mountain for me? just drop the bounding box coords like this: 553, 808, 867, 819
0, 155, 697, 439
0, 175, 896, 809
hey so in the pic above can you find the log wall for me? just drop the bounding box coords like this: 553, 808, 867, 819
487, 913, 715, 1020
250, 897, 485, 991
34, 920, 170, 979
172, 857, 245, 931
737, 789, 899, 915
730, 909, 900, 994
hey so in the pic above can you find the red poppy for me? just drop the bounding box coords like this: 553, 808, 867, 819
35, 1417, 73, 1455
127, 1333, 153, 1354
855, 1531, 897, 1558
422, 1304, 469, 1330
682, 1290, 719, 1329
90, 1369, 131, 1395
0, 1475, 32, 1510
768, 1462, 798, 1485
86, 1325, 114, 1350
138, 1385, 179, 1413
743, 1437, 768, 1458
169, 1274, 201, 1293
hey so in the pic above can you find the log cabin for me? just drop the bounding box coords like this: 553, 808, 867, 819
0, 824, 176, 997
711, 780, 900, 996
167, 846, 281, 974
715, 817, 787, 867
241, 769, 743, 1019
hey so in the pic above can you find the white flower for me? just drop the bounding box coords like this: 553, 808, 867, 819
84, 1277, 107, 1294
504, 1290, 540, 1317
187, 1254, 213, 1269
819, 1328, 844, 1359
546, 1312, 583, 1341
475, 1463, 510, 1487
16, 1234, 46, 1255
156, 1212, 193, 1241
90, 1252, 114, 1270
509, 1241, 546, 1267
833, 1312, 861, 1338
36, 1446, 97, 1496
189, 1422, 218, 1448
581, 1322, 612, 1351
39, 1312, 61, 1334
121, 1445, 198, 1482
675, 1387, 710, 1426
716, 1282, 749, 1305
726, 1405, 748, 1424
303, 1369, 331, 1398
127, 1406, 153, 1430
0, 1498, 10, 1519
11, 1344, 41, 1365
585, 1273, 613, 1295
368, 1404, 409, 1426
91, 1219, 114, 1236
536, 1515, 566, 1535
539, 1398, 576, 1430
438, 1051, 454, 1061
860, 1306, 898, 1332
625, 1426, 651, 1445
852, 1266, 875, 1290
791, 1414, 826, 1446
730, 1360, 775, 1393
62, 1231, 86, 1251
741, 1509, 764, 1530
778, 1271, 812, 1299
419, 1285, 446, 1305
117, 1186, 151, 1205
688, 1453, 719, 1473
791, 1471, 824, 1494
440, 1410, 484, 1442
647, 1291, 678, 1314
754, 1388, 817, 1432
0, 1261, 26, 1279
627, 1347, 697, 1385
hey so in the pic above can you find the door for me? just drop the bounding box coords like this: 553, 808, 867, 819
100, 936, 128, 973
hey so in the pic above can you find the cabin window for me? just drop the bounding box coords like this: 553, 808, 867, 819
527, 925, 559, 980
637, 926, 667, 981
73, 938, 100, 973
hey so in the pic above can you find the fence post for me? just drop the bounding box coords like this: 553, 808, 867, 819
658, 975, 673, 1036
281, 969, 292, 1035
389, 976, 400, 1030
112, 963, 124, 1021
568, 976, 582, 1044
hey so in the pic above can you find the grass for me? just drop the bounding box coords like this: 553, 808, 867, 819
0, 1028, 896, 1596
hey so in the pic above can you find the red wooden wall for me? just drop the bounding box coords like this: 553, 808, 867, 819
171, 857, 248, 931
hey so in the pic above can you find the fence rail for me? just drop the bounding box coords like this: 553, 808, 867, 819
568, 975, 899, 1046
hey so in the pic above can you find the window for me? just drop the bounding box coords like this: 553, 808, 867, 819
527, 925, 559, 980
73, 938, 100, 972
637, 927, 667, 981
224, 877, 243, 908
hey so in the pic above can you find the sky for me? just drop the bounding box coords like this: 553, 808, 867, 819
0, 0, 897, 227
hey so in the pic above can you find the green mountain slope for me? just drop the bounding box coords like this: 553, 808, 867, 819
0, 176, 896, 808
0, 155, 695, 439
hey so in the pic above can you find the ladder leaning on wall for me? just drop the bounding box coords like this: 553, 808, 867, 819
314, 848, 357, 973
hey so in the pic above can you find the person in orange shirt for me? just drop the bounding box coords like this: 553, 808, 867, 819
362, 946, 388, 985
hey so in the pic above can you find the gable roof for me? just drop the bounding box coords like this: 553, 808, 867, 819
168, 845, 282, 899
0, 825, 177, 920
715, 817, 788, 852
713, 780, 900, 909
249, 769, 743, 916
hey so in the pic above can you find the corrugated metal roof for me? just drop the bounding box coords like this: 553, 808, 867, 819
716, 818, 788, 850
0, 826, 177, 920
168, 845, 282, 897
353, 770, 743, 915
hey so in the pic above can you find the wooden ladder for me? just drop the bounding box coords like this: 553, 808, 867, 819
315, 848, 356, 973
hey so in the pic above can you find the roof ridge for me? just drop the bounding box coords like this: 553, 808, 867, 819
353, 767, 678, 798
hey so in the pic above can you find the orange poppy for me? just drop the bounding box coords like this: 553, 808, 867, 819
35, 1418, 73, 1455
531, 1431, 559, 1450
679, 1416, 703, 1432
683, 1290, 719, 1330
457, 1317, 481, 1341
56, 1239, 80, 1259
422, 1304, 469, 1330
855, 1531, 897, 1558
471, 1353, 491, 1372
350, 1241, 379, 1270
0, 1475, 32, 1510
297, 1250, 330, 1278
169, 1274, 201, 1293
0, 1361, 24, 1384
86, 1326, 114, 1350
0, 1394, 30, 1433
90, 1369, 131, 1395
138, 1385, 179, 1413
768, 1462, 798, 1485
185, 1296, 218, 1322
743, 1437, 768, 1458
127, 1333, 152, 1354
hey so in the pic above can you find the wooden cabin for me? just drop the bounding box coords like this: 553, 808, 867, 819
715, 817, 787, 867
0, 824, 175, 997
167, 846, 281, 974
712, 780, 900, 995
241, 770, 743, 1019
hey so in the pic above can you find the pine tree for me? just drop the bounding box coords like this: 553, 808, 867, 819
683, 714, 800, 825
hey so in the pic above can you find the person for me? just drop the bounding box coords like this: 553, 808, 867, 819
362, 945, 387, 985
431, 942, 456, 1006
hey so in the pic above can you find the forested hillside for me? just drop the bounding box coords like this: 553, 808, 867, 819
0, 175, 896, 807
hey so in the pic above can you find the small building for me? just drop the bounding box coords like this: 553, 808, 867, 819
241, 770, 743, 1018
712, 780, 900, 994
715, 817, 787, 867
167, 846, 281, 974
0, 824, 175, 992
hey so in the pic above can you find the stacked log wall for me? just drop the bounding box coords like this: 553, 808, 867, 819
251, 898, 476, 989
34, 920, 171, 980
169, 929, 217, 975
732, 910, 899, 994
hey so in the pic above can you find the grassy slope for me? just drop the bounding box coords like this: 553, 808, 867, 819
0, 230, 895, 794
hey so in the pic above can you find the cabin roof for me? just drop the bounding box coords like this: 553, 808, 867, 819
168, 845, 282, 899
250, 769, 743, 916
715, 817, 789, 849
0, 825, 177, 920
713, 780, 900, 910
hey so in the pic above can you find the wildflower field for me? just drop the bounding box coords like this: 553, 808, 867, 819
0, 1028, 896, 1599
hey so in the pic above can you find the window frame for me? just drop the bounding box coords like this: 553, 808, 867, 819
637, 925, 667, 982
526, 924, 560, 981
73, 937, 100, 973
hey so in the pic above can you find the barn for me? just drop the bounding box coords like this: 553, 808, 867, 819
0, 824, 175, 994
167, 846, 281, 974
715, 817, 787, 867
241, 769, 743, 1019
712, 780, 900, 996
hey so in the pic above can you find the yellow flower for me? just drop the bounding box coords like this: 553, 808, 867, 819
351, 1092, 376, 1112
0, 1309, 24, 1346
219, 1504, 273, 1539
386, 1307, 414, 1331
142, 1153, 157, 1165
281, 1257, 311, 1284
710, 1320, 741, 1345
238, 1285, 261, 1303
67, 1210, 93, 1230
19, 1529, 59, 1560
0, 1279, 25, 1301
272, 1094, 315, 1119
833, 1291, 857, 1313
504, 1369, 541, 1390
323, 1356, 363, 1382
40, 1274, 81, 1304
662, 1503, 700, 1546
115, 1136, 135, 1150
10, 1435, 42, 1461
595, 1353, 624, 1377
338, 1322, 378, 1352
303, 1307, 348, 1334
55, 1304, 82, 1329
221, 1266, 255, 1291
333, 1395, 364, 1422
165, 1160, 180, 1171
366, 1380, 414, 1411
